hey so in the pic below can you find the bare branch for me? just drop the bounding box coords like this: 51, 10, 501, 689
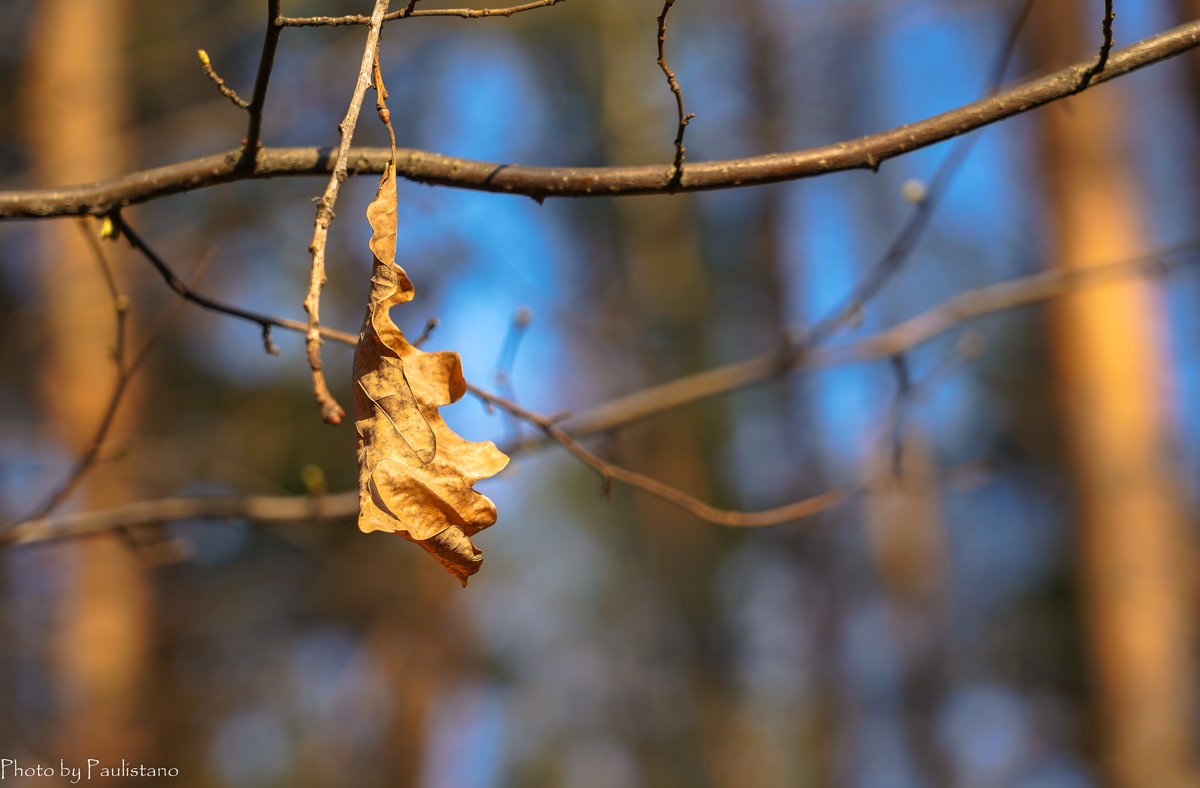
411, 317, 439, 348
3, 19, 1198, 217
482, 385, 856, 527
278, 0, 568, 26
112, 214, 284, 354
538, 240, 1200, 446
303, 0, 392, 425
21, 221, 198, 522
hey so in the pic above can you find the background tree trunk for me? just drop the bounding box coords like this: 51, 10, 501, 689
1032, 4, 1199, 785
24, 0, 154, 766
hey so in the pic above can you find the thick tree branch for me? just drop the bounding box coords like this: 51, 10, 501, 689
3, 18, 1198, 218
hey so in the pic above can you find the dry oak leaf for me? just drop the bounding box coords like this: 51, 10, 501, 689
354, 162, 509, 585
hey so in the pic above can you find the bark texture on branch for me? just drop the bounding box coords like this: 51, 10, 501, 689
2, 18, 1199, 218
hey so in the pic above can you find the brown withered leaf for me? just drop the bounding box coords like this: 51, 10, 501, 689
354, 161, 509, 585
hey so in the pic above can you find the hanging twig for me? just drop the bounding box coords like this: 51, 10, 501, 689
303, 0, 392, 425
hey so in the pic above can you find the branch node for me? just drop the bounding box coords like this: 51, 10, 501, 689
262, 326, 281, 355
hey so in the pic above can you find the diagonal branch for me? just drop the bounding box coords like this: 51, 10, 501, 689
467, 385, 853, 527
803, 0, 1035, 345
112, 213, 285, 354
303, 0, 392, 425
536, 240, 1200, 446
3, 18, 1198, 217
20, 220, 202, 523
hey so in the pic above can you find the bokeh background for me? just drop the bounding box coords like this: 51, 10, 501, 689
1, 0, 1199, 786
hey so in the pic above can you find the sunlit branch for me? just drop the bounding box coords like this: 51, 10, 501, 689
277, 0, 568, 26
2, 19, 1198, 218
302, 0, 392, 425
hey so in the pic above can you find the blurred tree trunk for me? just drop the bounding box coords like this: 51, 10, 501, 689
592, 5, 728, 785
24, 0, 154, 765
1032, 4, 1199, 786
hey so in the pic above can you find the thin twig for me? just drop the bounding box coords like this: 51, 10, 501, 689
4, 18, 1198, 217
493, 306, 533, 441
111, 213, 286, 354
304, 0, 392, 425
1077, 0, 1116, 91
278, 0, 567, 26
197, 49, 250, 109
656, 0, 693, 188
494, 306, 532, 391
2, 456, 1004, 546
412, 317, 439, 348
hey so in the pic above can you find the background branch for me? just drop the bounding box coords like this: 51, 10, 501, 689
3, 492, 360, 546
535, 240, 1200, 447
